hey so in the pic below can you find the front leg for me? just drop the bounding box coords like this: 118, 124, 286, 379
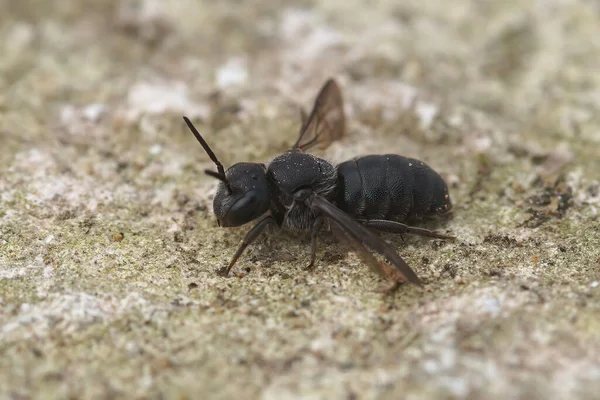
305, 215, 324, 271
360, 219, 454, 240
218, 215, 274, 277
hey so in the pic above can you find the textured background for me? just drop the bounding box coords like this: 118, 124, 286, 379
1, 0, 600, 399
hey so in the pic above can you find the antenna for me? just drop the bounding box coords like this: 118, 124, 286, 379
205, 169, 229, 183
183, 116, 231, 192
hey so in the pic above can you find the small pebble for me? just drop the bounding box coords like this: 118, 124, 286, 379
113, 232, 125, 242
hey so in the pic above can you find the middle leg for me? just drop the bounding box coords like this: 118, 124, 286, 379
305, 215, 324, 271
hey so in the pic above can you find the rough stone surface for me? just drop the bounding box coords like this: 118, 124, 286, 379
1, 0, 600, 399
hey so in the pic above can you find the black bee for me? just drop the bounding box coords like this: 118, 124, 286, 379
183, 78, 453, 288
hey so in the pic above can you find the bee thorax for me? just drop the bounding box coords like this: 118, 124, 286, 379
283, 203, 318, 231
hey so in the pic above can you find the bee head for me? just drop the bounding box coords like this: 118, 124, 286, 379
211, 162, 270, 227
183, 117, 270, 227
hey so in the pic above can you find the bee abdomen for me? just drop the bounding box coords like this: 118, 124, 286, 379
335, 154, 451, 222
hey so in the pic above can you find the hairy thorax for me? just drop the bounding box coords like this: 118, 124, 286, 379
266, 151, 337, 231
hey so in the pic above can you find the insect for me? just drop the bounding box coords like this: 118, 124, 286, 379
183, 78, 453, 288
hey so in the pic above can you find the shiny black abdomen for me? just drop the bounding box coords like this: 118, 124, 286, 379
335, 154, 452, 222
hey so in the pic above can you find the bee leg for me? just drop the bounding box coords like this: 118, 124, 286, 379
360, 219, 455, 240
304, 215, 324, 271
217, 215, 274, 277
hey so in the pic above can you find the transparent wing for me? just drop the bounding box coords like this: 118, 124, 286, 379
310, 195, 421, 285
329, 221, 388, 278
293, 79, 346, 152
330, 222, 408, 292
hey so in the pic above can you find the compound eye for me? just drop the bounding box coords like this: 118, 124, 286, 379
231, 190, 257, 214
222, 190, 268, 227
